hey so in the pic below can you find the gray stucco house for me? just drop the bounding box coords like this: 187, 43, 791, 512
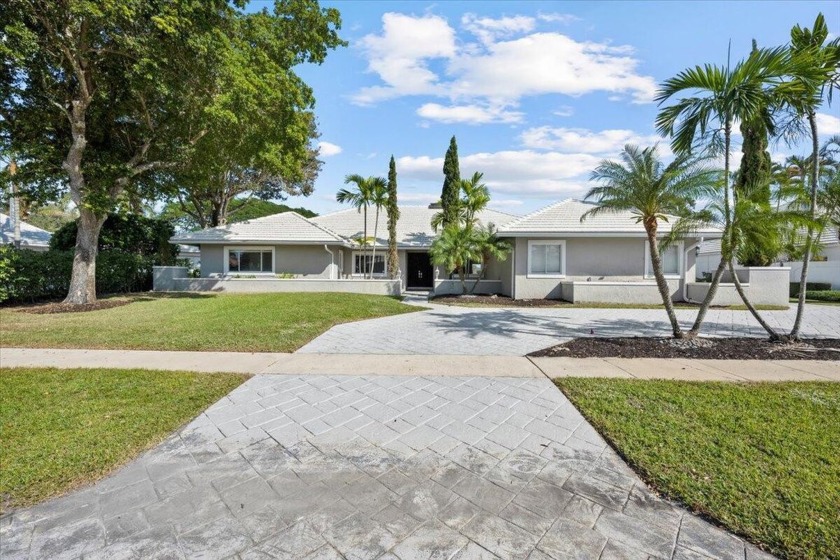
157, 199, 808, 305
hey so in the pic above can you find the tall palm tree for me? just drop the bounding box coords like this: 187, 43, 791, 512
786, 14, 840, 338
337, 174, 382, 279
583, 145, 717, 338
656, 45, 792, 339
368, 177, 388, 277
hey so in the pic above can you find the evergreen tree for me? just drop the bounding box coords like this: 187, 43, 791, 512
386, 156, 400, 279
441, 136, 461, 228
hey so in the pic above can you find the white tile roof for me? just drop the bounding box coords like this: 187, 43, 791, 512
699, 225, 839, 255
499, 199, 722, 236
171, 212, 348, 245
312, 205, 520, 248
0, 213, 52, 248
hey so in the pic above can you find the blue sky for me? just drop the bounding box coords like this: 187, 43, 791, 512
264, 1, 840, 217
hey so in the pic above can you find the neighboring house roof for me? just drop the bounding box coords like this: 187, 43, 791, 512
171, 212, 349, 245
499, 199, 723, 237
0, 212, 52, 249
311, 205, 520, 248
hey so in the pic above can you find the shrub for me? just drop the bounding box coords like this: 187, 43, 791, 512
790, 282, 833, 297
806, 290, 840, 302
0, 247, 154, 304
50, 213, 178, 264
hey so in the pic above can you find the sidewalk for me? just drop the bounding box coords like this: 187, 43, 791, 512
1, 348, 837, 381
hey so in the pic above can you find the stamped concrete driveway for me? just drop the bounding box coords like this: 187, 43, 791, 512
2, 375, 773, 560
298, 301, 840, 355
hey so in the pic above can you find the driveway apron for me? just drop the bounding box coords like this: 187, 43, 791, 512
1, 375, 774, 560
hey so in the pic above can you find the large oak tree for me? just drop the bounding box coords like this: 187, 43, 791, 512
1, 0, 343, 304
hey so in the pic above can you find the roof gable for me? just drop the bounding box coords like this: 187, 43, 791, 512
171, 212, 347, 245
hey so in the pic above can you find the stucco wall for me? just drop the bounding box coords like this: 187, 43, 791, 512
433, 279, 503, 296
567, 281, 678, 304
200, 245, 224, 278
787, 259, 840, 289
198, 244, 338, 278
686, 267, 790, 306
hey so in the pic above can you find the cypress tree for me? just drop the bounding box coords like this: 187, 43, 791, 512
386, 155, 400, 279
441, 136, 461, 227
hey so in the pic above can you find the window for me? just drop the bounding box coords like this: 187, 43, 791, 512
528, 240, 565, 277
353, 252, 386, 276
225, 247, 273, 273
645, 242, 682, 278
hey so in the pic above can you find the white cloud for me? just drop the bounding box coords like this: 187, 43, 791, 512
317, 141, 342, 157
461, 13, 535, 45
353, 13, 456, 105
353, 13, 657, 108
537, 12, 580, 24
553, 105, 574, 117
817, 112, 840, 135
397, 150, 601, 198
417, 102, 523, 124
520, 126, 666, 154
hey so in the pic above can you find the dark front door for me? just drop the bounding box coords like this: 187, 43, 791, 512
406, 252, 434, 289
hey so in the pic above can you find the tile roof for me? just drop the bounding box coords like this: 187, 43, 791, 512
699, 225, 840, 255
171, 212, 348, 245
312, 205, 520, 248
499, 199, 722, 236
0, 213, 52, 248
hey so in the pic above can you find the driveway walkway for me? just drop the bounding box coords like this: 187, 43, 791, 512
2, 375, 774, 560
298, 302, 840, 356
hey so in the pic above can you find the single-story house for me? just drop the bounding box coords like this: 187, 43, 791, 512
697, 225, 840, 289
157, 199, 789, 305
0, 212, 52, 251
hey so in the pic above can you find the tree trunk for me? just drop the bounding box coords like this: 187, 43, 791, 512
64, 208, 106, 304
10, 159, 21, 249
459, 268, 467, 294
727, 258, 781, 340
645, 223, 683, 338
363, 206, 369, 279
370, 207, 380, 278
790, 110, 820, 339
688, 256, 726, 336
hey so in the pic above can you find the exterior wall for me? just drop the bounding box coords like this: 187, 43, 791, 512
433, 279, 503, 296
698, 245, 840, 289
565, 238, 645, 278
686, 267, 790, 306
198, 244, 338, 279
566, 280, 680, 304
498, 250, 514, 297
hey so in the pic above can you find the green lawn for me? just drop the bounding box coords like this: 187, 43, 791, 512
0, 367, 246, 512
0, 292, 416, 352
556, 379, 840, 560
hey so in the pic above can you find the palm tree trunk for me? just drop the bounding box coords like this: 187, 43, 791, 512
459, 268, 467, 294
371, 206, 380, 278
646, 224, 683, 338
790, 110, 820, 339
469, 256, 486, 294
688, 256, 726, 336
727, 258, 781, 340
363, 206, 369, 279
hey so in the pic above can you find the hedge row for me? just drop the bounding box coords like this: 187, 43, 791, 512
806, 290, 840, 302
789, 282, 832, 297
0, 247, 155, 304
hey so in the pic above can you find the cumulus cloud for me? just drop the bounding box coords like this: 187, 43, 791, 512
317, 141, 342, 157
817, 112, 840, 135
417, 103, 523, 125
397, 150, 600, 198
352, 12, 657, 112
537, 12, 580, 24
519, 126, 666, 154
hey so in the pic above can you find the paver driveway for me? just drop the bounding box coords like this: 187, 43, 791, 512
2, 375, 773, 560
298, 301, 840, 355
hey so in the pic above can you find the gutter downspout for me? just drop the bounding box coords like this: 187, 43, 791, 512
683, 238, 702, 303
324, 245, 335, 280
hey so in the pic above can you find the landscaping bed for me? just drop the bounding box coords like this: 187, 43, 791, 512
0, 367, 246, 512
0, 292, 416, 352
555, 379, 840, 559
531, 336, 840, 360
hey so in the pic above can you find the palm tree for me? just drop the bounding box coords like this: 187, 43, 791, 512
583, 145, 717, 338
337, 174, 383, 279
367, 177, 388, 278
468, 224, 511, 294
785, 14, 840, 338
431, 172, 490, 231
656, 45, 792, 339
429, 225, 481, 294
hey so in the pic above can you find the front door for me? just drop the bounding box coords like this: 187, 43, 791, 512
406, 252, 434, 289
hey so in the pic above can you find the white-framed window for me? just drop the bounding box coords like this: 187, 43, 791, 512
352, 252, 386, 276
644, 241, 683, 278
528, 240, 566, 278
224, 246, 274, 274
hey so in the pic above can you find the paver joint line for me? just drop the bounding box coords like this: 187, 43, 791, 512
2, 374, 777, 560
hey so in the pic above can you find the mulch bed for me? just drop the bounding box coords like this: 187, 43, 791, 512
530, 337, 840, 360
13, 299, 133, 314
432, 295, 565, 307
